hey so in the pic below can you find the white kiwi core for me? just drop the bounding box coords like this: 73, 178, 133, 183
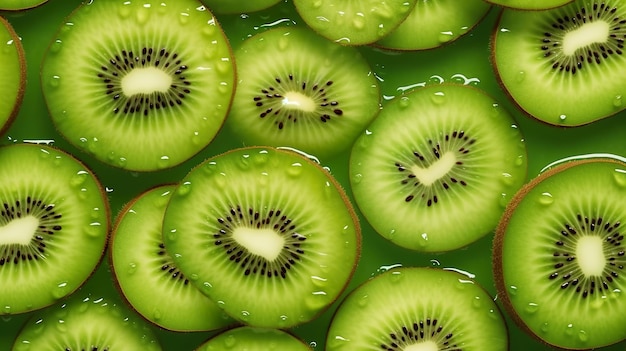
0, 216, 38, 245
121, 67, 172, 96
282, 91, 316, 112
410, 152, 457, 186
562, 20, 609, 56
576, 235, 606, 276
232, 227, 285, 261
404, 341, 439, 351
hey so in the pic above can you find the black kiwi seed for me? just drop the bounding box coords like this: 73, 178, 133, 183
212, 205, 306, 279
379, 319, 458, 350
97, 47, 191, 116
540, 3, 626, 75
156, 243, 189, 285
0, 197, 62, 266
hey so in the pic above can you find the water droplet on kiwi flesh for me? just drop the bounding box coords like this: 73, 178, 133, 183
379, 318, 458, 350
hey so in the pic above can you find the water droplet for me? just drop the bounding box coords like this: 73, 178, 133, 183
177, 182, 191, 196
540, 322, 550, 333
578, 330, 588, 343
253, 150, 269, 165
127, 262, 137, 275
508, 285, 518, 296
614, 95, 623, 108
558, 114, 567, 123
305, 292, 329, 311
157, 156, 170, 169
418, 233, 429, 248
167, 229, 177, 241
430, 91, 445, 105
312, 0, 323, 8
49, 75, 61, 88
153, 309, 162, 321
538, 192, 554, 205
224, 334, 237, 348
514, 155, 525, 166
357, 294, 369, 307
118, 4, 131, 18
311, 275, 327, 288
565, 324, 575, 336
56, 319, 67, 332
179, 13, 189, 25
87, 138, 99, 153
203, 23, 216, 37
389, 271, 404, 283
472, 296, 482, 308
398, 96, 410, 108
352, 17, 365, 29
136, 8, 150, 24
52, 282, 69, 299
525, 302, 539, 314
288, 162, 303, 177
499, 193, 509, 208
613, 169, 626, 187
438, 31, 453, 43
352, 173, 363, 184
501, 172, 513, 186
49, 40, 62, 54
86, 222, 103, 238
516, 71, 525, 83
309, 341, 318, 348
240, 310, 250, 321
3, 305, 10, 314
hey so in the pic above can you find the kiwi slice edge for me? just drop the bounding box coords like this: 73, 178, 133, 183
0, 15, 25, 136
485, 0, 574, 10
196, 326, 312, 351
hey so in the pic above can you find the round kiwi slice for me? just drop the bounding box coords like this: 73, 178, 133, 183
0, 0, 47, 11
12, 295, 162, 351
494, 157, 626, 349
350, 83, 527, 252
162, 146, 361, 328
0, 16, 25, 135
375, 0, 492, 51
326, 267, 508, 350
485, 0, 573, 10
492, 0, 626, 126
41, 0, 235, 171
201, 0, 282, 15
0, 143, 109, 315
227, 26, 380, 160
110, 184, 234, 332
292, 0, 417, 45
196, 326, 311, 351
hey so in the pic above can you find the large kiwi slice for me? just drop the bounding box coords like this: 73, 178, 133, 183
196, 326, 311, 351
0, 16, 25, 135
201, 0, 282, 15
0, 143, 109, 315
12, 295, 162, 351
162, 146, 361, 328
110, 184, 233, 332
485, 0, 574, 10
326, 267, 508, 350
494, 157, 626, 349
492, 0, 626, 126
41, 0, 235, 171
293, 0, 417, 45
350, 83, 527, 252
227, 26, 380, 160
0, 0, 47, 11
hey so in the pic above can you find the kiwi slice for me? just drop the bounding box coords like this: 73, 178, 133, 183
0, 0, 47, 11
227, 26, 380, 160
0, 143, 109, 315
41, 0, 235, 171
485, 0, 573, 10
110, 184, 234, 332
196, 326, 311, 350
326, 267, 508, 350
201, 0, 282, 15
0, 16, 25, 135
350, 83, 527, 252
494, 157, 626, 349
12, 295, 162, 351
492, 0, 626, 126
293, 0, 417, 45
162, 146, 361, 328
375, 0, 492, 51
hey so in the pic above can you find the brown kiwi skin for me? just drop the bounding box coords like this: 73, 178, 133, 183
492, 157, 626, 350
0, 15, 25, 136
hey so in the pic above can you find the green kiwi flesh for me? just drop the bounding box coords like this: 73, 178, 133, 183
486, 0, 574, 10
293, 0, 417, 45
41, 0, 235, 171
12, 295, 162, 351
196, 326, 311, 351
110, 184, 234, 332
350, 83, 527, 252
227, 26, 380, 160
201, 0, 282, 14
162, 146, 361, 328
326, 267, 508, 350
376, 0, 492, 51
0, 0, 47, 11
492, 0, 626, 126
0, 16, 25, 135
494, 158, 626, 349
0, 144, 109, 315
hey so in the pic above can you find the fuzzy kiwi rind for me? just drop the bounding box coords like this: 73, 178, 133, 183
491, 0, 626, 126
0, 15, 26, 136
494, 157, 626, 350
326, 267, 509, 350
195, 326, 312, 351
485, 0, 574, 10
0, 0, 48, 11
41, 0, 236, 172
161, 146, 361, 329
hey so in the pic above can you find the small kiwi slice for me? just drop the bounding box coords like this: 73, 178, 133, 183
0, 143, 109, 315
162, 146, 361, 328
485, 0, 573, 10
326, 267, 508, 350
494, 157, 626, 349
0, 0, 47, 11
0, 16, 25, 135
350, 83, 527, 252
12, 295, 162, 351
375, 0, 492, 51
41, 0, 235, 171
492, 0, 626, 126
227, 26, 380, 160
201, 0, 282, 15
110, 184, 234, 332
196, 326, 311, 350
293, 0, 417, 45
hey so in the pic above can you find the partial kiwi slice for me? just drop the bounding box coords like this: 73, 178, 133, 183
110, 184, 234, 332
41, 0, 235, 171
12, 295, 162, 351
293, 0, 417, 45
196, 326, 311, 351
201, 0, 282, 15
376, 0, 492, 51
485, 0, 574, 10
350, 83, 527, 252
326, 267, 508, 350
162, 146, 361, 328
0, 16, 25, 135
0, 0, 47, 11
0, 143, 109, 315
492, 0, 626, 126
494, 157, 626, 349
227, 26, 380, 160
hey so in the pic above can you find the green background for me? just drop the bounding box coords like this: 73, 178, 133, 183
2, 0, 626, 349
